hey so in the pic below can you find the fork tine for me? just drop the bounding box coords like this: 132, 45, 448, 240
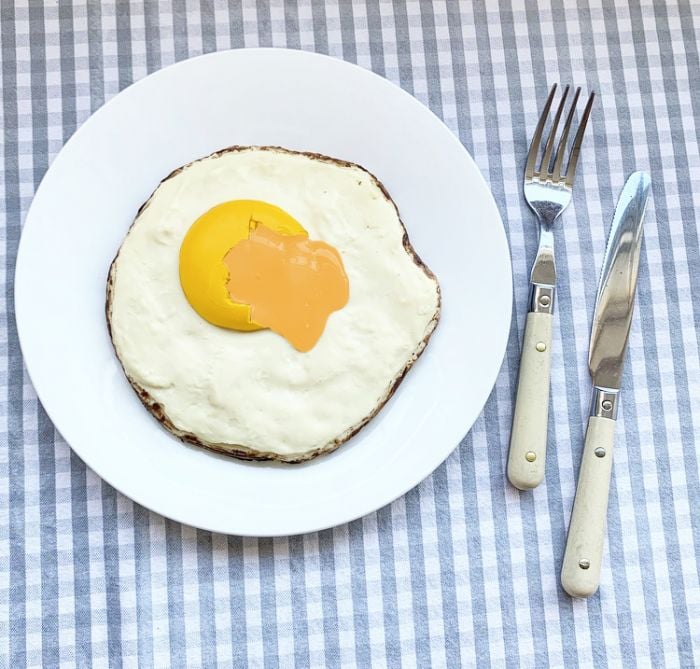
540, 85, 570, 178
564, 90, 595, 187
525, 84, 557, 180
551, 87, 581, 182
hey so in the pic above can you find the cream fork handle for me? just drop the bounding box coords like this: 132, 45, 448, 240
507, 311, 553, 490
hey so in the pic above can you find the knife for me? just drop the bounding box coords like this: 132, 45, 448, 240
561, 171, 651, 598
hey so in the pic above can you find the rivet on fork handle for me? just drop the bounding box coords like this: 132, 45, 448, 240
531, 285, 555, 314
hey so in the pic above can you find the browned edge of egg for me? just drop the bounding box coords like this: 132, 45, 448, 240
106, 146, 441, 464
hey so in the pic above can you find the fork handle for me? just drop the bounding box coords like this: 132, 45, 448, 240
507, 310, 552, 490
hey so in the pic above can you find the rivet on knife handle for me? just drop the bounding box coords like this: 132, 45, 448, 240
507, 305, 553, 490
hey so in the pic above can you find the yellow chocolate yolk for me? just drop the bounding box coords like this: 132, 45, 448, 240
179, 200, 307, 331
179, 199, 349, 351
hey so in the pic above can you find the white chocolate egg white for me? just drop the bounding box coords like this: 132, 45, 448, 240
107, 147, 440, 463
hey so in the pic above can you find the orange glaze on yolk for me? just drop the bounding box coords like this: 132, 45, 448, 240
224, 225, 349, 352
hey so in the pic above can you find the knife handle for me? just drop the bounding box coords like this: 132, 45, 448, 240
507, 310, 552, 490
561, 415, 616, 597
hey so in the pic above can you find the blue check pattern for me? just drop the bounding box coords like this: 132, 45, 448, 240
1, 1, 699, 667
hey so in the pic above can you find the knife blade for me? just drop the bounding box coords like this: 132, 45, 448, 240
589, 172, 650, 394
561, 171, 651, 598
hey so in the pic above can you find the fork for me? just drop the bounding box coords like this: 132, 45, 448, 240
507, 84, 595, 490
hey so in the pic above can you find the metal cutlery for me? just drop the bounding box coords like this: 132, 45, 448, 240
561, 171, 651, 597
507, 84, 595, 490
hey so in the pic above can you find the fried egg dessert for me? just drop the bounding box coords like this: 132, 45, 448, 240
107, 146, 440, 462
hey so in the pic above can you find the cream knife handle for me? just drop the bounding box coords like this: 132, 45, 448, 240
561, 415, 616, 597
507, 310, 553, 490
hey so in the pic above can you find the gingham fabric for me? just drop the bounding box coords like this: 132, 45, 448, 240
2, 1, 699, 667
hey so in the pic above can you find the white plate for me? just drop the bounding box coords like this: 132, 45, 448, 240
15, 49, 511, 536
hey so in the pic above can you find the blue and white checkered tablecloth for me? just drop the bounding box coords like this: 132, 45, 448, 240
2, 1, 699, 667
